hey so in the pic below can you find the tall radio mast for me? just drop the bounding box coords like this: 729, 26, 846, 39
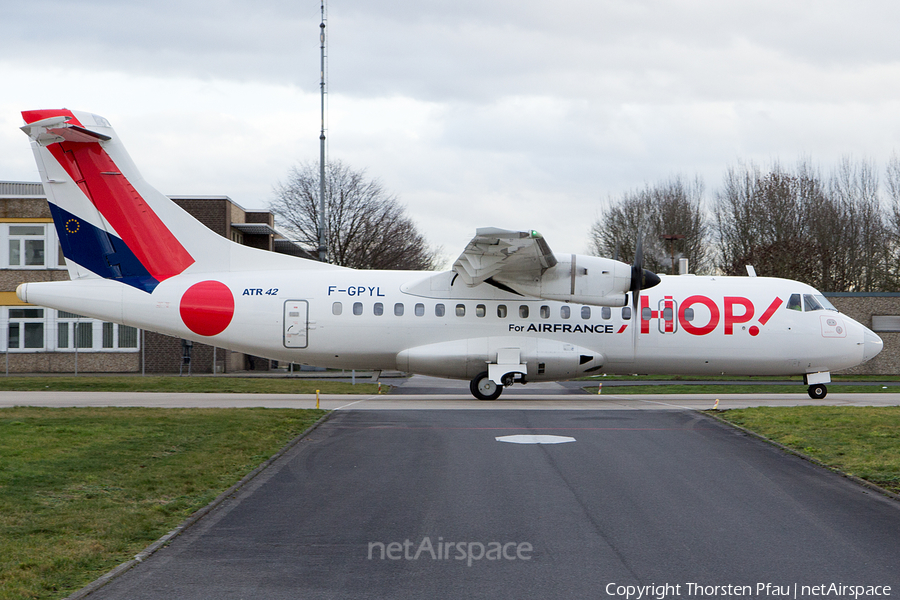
317, 1, 327, 262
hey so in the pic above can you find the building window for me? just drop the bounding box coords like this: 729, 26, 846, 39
103, 322, 115, 348
75, 322, 92, 349
118, 325, 138, 348
54, 311, 138, 351
6, 224, 47, 268
8, 308, 44, 349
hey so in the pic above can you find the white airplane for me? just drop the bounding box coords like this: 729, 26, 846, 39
16, 109, 883, 399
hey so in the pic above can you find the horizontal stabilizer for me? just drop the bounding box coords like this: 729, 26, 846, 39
21, 116, 110, 146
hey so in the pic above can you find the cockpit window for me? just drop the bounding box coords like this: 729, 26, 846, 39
814, 295, 837, 311
787, 294, 802, 311
803, 294, 823, 312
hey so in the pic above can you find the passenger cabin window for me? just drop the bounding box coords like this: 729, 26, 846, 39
456, 304, 466, 317
560, 306, 570, 319
581, 306, 591, 319
787, 294, 802, 311
622, 306, 632, 320
394, 303, 404, 316
497, 305, 508, 318
353, 302, 363, 315
476, 304, 486, 318
601, 307, 611, 320
332, 302, 342, 315
415, 303, 425, 317
519, 305, 529, 318
374, 303, 384, 316
683, 307, 694, 321
435, 304, 445, 317
540, 305, 550, 319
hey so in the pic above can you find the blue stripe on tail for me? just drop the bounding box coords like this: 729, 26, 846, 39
49, 202, 160, 293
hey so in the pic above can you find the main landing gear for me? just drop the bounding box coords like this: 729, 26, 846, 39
470, 371, 503, 400
807, 384, 827, 399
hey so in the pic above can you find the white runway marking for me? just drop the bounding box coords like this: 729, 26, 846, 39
495, 434, 576, 444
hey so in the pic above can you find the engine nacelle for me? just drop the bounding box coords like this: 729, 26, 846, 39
495, 254, 632, 307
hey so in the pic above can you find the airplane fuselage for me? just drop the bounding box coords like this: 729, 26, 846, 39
19, 265, 880, 382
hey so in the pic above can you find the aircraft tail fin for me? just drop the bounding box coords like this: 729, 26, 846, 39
20, 109, 331, 294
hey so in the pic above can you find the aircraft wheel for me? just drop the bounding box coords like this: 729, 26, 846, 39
470, 372, 503, 400
808, 384, 827, 400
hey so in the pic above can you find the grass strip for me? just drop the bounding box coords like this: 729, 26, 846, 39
0, 376, 383, 394
584, 384, 895, 395
0, 407, 326, 600
711, 406, 900, 495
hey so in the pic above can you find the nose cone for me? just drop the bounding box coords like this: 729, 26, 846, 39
863, 328, 883, 363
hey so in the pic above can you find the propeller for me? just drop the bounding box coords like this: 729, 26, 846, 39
629, 235, 661, 342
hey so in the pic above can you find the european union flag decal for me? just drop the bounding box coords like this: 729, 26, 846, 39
49, 203, 160, 293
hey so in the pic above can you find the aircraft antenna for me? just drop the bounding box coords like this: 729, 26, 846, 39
318, 0, 328, 262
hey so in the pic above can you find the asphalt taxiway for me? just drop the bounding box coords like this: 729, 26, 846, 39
5, 379, 897, 599
78, 408, 899, 600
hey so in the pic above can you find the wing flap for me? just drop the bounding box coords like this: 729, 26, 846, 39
452, 228, 558, 287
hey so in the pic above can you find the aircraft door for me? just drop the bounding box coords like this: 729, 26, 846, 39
658, 297, 677, 334
284, 300, 309, 348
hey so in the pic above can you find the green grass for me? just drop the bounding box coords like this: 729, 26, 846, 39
712, 406, 900, 495
0, 407, 326, 600
0, 376, 384, 394
585, 384, 896, 394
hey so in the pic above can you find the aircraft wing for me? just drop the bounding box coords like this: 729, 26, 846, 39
452, 228, 558, 287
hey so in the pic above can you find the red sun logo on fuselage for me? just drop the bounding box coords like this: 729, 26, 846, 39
180, 281, 235, 336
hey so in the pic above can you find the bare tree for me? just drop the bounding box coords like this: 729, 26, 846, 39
270, 160, 439, 270
714, 157, 896, 291
590, 176, 709, 274
715, 160, 821, 283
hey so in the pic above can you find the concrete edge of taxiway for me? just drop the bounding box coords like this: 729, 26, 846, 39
62, 411, 335, 600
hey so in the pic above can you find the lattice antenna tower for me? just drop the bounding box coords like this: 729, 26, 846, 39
317, 0, 328, 262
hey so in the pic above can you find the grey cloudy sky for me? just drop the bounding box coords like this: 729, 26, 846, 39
2, 0, 900, 258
